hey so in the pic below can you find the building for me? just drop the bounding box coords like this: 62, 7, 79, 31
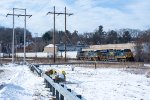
43, 44, 58, 53
43, 43, 89, 53
57, 44, 89, 51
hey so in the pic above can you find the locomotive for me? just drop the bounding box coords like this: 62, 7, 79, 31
77, 49, 134, 62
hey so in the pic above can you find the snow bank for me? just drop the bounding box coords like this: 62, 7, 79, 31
0, 64, 52, 100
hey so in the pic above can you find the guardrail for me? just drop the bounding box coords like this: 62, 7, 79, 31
29, 64, 42, 76
28, 63, 84, 100
44, 74, 83, 100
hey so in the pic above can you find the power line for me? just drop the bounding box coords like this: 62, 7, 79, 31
47, 6, 73, 63
6, 8, 32, 64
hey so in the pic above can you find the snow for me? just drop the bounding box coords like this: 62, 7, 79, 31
39, 65, 150, 100
45, 44, 57, 48
66, 68, 150, 100
1, 63, 150, 100
0, 64, 52, 100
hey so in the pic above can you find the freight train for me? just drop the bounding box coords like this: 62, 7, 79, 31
76, 49, 134, 62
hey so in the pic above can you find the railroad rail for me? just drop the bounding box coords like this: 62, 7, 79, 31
33, 61, 145, 69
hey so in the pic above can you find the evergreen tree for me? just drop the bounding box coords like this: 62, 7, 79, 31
93, 25, 105, 44
42, 31, 52, 43
122, 31, 131, 43
106, 30, 118, 44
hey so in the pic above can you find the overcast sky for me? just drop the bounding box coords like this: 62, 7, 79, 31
0, 0, 150, 36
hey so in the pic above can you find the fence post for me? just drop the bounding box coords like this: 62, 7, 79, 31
50, 84, 52, 92
44, 79, 46, 83
56, 90, 59, 100
45, 80, 48, 88
60, 84, 64, 100
52, 86, 55, 96
95, 63, 96, 69
47, 82, 50, 88
39, 70, 42, 77
60, 94, 64, 100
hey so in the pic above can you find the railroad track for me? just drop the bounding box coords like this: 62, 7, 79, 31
1, 57, 145, 68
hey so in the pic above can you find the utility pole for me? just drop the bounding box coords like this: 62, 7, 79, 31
64, 7, 73, 62
24, 9, 27, 64
47, 6, 73, 63
53, 6, 56, 63
6, 8, 15, 64
35, 33, 38, 58
0, 41, 2, 65
6, 8, 32, 64
47, 6, 56, 63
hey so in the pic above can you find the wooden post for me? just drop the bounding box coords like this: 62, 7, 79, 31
65, 7, 67, 62
53, 6, 56, 63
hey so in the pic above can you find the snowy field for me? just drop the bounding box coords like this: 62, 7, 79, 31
0, 63, 150, 100
39, 65, 150, 100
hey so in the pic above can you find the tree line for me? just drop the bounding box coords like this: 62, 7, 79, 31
0, 26, 32, 53
42, 25, 141, 45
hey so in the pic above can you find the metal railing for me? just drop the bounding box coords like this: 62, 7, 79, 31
29, 63, 42, 76
28, 63, 84, 100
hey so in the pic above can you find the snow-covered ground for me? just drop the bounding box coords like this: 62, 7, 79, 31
1, 63, 150, 100
0, 64, 52, 100
39, 65, 150, 100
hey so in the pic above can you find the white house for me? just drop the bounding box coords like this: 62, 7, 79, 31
43, 44, 58, 53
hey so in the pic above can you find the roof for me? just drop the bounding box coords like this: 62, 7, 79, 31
83, 43, 136, 51
45, 44, 57, 48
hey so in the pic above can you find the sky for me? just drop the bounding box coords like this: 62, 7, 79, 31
0, 0, 150, 36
